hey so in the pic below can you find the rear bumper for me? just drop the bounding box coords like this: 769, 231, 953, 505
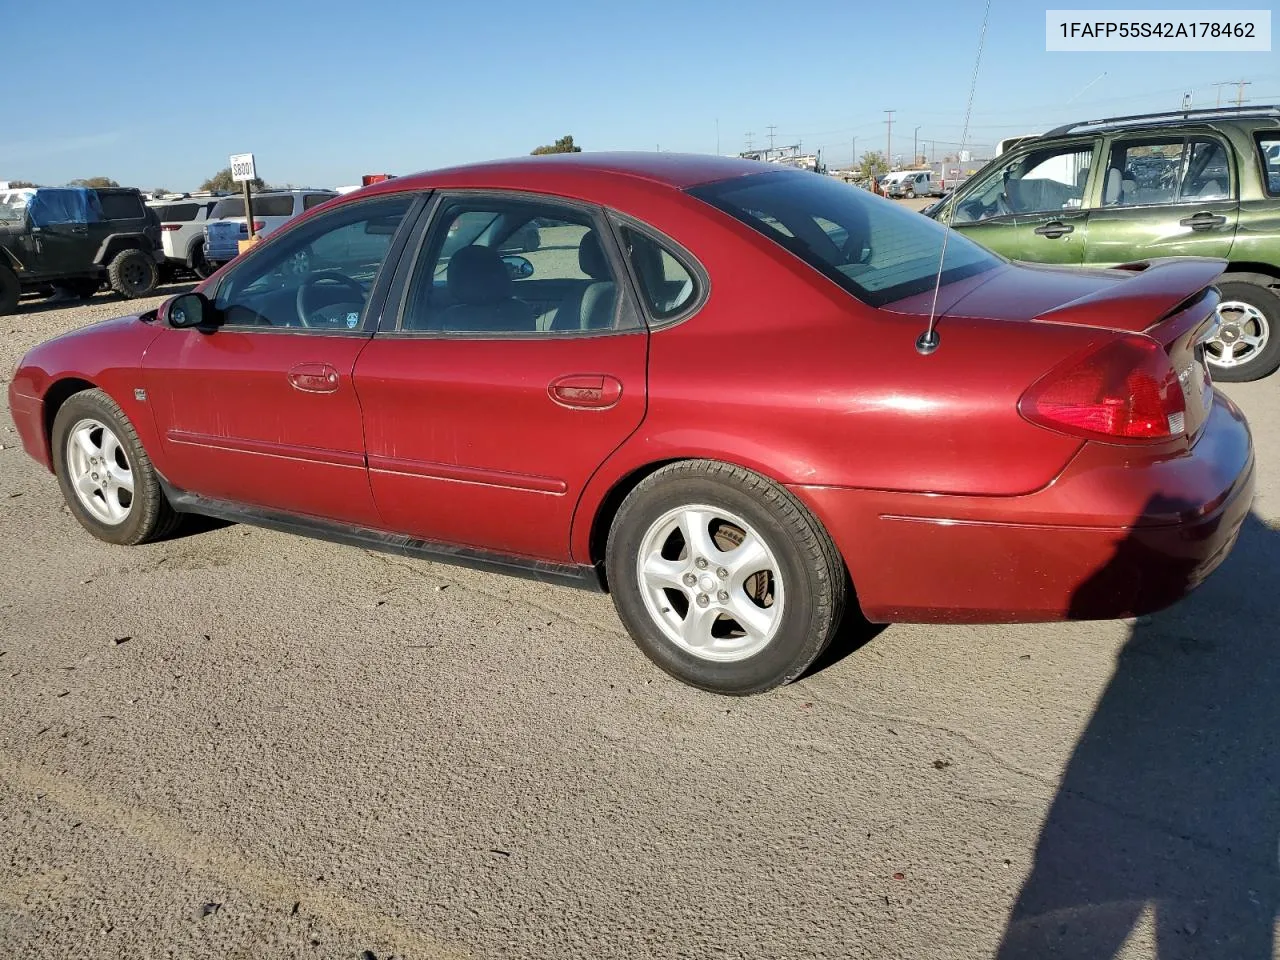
792, 390, 1255, 623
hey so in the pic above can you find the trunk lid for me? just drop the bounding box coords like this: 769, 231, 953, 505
886, 257, 1225, 441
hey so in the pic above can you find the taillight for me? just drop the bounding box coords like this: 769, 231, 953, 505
1019, 335, 1186, 444
161, 223, 180, 231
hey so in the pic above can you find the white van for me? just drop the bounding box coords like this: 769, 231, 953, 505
883, 170, 932, 199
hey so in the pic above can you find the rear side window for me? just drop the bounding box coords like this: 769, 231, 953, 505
97, 192, 144, 220
153, 202, 199, 222
1258, 134, 1280, 197
691, 169, 999, 308
617, 226, 698, 320
304, 193, 334, 210
253, 195, 296, 217
210, 195, 295, 219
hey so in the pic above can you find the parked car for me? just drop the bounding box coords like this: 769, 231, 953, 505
883, 170, 933, 199
203, 189, 338, 268
927, 105, 1280, 381
8, 154, 1253, 695
147, 193, 225, 279
0, 186, 165, 314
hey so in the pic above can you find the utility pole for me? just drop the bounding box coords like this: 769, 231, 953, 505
884, 110, 895, 170
715, 118, 720, 156
767, 125, 777, 150
745, 131, 755, 152
913, 126, 921, 166
851, 136, 856, 168
1237, 80, 1252, 105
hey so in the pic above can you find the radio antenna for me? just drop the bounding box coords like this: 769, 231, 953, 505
917, 0, 993, 355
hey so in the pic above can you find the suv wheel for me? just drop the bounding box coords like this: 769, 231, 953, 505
606, 460, 847, 695
0, 265, 18, 316
1205, 275, 1280, 382
191, 242, 215, 280
107, 249, 158, 299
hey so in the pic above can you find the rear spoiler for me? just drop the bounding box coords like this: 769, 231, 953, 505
1036, 257, 1226, 332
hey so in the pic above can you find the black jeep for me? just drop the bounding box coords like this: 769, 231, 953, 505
0, 186, 166, 314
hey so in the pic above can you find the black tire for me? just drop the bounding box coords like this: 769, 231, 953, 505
1207, 276, 1280, 383
51, 388, 181, 546
0, 265, 19, 315
905, 188, 915, 199
107, 248, 158, 299
606, 460, 847, 695
190, 242, 215, 280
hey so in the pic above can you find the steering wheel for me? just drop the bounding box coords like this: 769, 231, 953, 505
295, 271, 365, 328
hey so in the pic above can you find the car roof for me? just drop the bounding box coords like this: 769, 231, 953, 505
355, 152, 772, 199
1042, 104, 1280, 138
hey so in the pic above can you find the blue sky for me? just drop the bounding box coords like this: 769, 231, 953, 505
3, 0, 1276, 189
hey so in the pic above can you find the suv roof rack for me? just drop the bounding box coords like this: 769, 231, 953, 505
1043, 104, 1280, 138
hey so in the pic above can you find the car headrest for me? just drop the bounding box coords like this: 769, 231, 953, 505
1105, 168, 1122, 204
447, 245, 510, 305
579, 230, 610, 280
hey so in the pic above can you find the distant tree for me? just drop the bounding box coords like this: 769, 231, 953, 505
199, 167, 265, 192
531, 135, 582, 156
67, 177, 120, 188
6, 179, 37, 188
856, 151, 888, 180
151, 187, 170, 196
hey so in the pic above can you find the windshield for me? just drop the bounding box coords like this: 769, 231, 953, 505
0, 189, 34, 223
689, 170, 1000, 307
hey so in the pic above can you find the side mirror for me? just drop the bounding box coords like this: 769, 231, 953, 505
166, 292, 211, 328
501, 254, 534, 280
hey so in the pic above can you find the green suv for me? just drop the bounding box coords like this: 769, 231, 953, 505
927, 106, 1280, 381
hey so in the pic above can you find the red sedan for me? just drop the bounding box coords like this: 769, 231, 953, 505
8, 153, 1255, 695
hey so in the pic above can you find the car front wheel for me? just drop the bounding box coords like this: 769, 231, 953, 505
1205, 276, 1280, 382
606, 460, 847, 695
52, 389, 181, 545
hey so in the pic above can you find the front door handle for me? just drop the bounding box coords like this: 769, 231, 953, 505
1034, 221, 1073, 239
288, 362, 340, 394
548, 374, 623, 409
1179, 212, 1228, 231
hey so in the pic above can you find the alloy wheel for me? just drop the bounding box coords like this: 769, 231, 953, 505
1207, 300, 1270, 368
66, 418, 134, 525
636, 504, 785, 662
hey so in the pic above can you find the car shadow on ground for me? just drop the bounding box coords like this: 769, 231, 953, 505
15, 282, 196, 316
997, 509, 1279, 959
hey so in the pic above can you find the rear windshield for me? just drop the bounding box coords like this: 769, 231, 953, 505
97, 192, 144, 220
210, 194, 295, 219
689, 170, 1000, 307
153, 202, 200, 222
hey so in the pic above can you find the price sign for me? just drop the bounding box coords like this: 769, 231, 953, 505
229, 153, 257, 183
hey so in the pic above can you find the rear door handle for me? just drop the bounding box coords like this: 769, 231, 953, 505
1034, 221, 1073, 239
288, 362, 340, 394
1179, 212, 1228, 231
548, 374, 623, 409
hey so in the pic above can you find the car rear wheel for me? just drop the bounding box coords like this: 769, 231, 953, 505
606, 460, 847, 695
1205, 277, 1280, 382
191, 242, 215, 280
0, 265, 18, 315
52, 389, 181, 546
107, 249, 158, 299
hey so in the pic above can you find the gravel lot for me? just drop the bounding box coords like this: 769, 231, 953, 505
1, 283, 1277, 960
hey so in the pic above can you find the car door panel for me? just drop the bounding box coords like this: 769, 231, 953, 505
356, 332, 646, 561
954, 211, 1089, 265
142, 329, 379, 524
1083, 199, 1237, 266
354, 193, 648, 562
140, 192, 421, 524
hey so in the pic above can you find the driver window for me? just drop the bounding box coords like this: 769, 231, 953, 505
212, 194, 414, 330
952, 144, 1094, 223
